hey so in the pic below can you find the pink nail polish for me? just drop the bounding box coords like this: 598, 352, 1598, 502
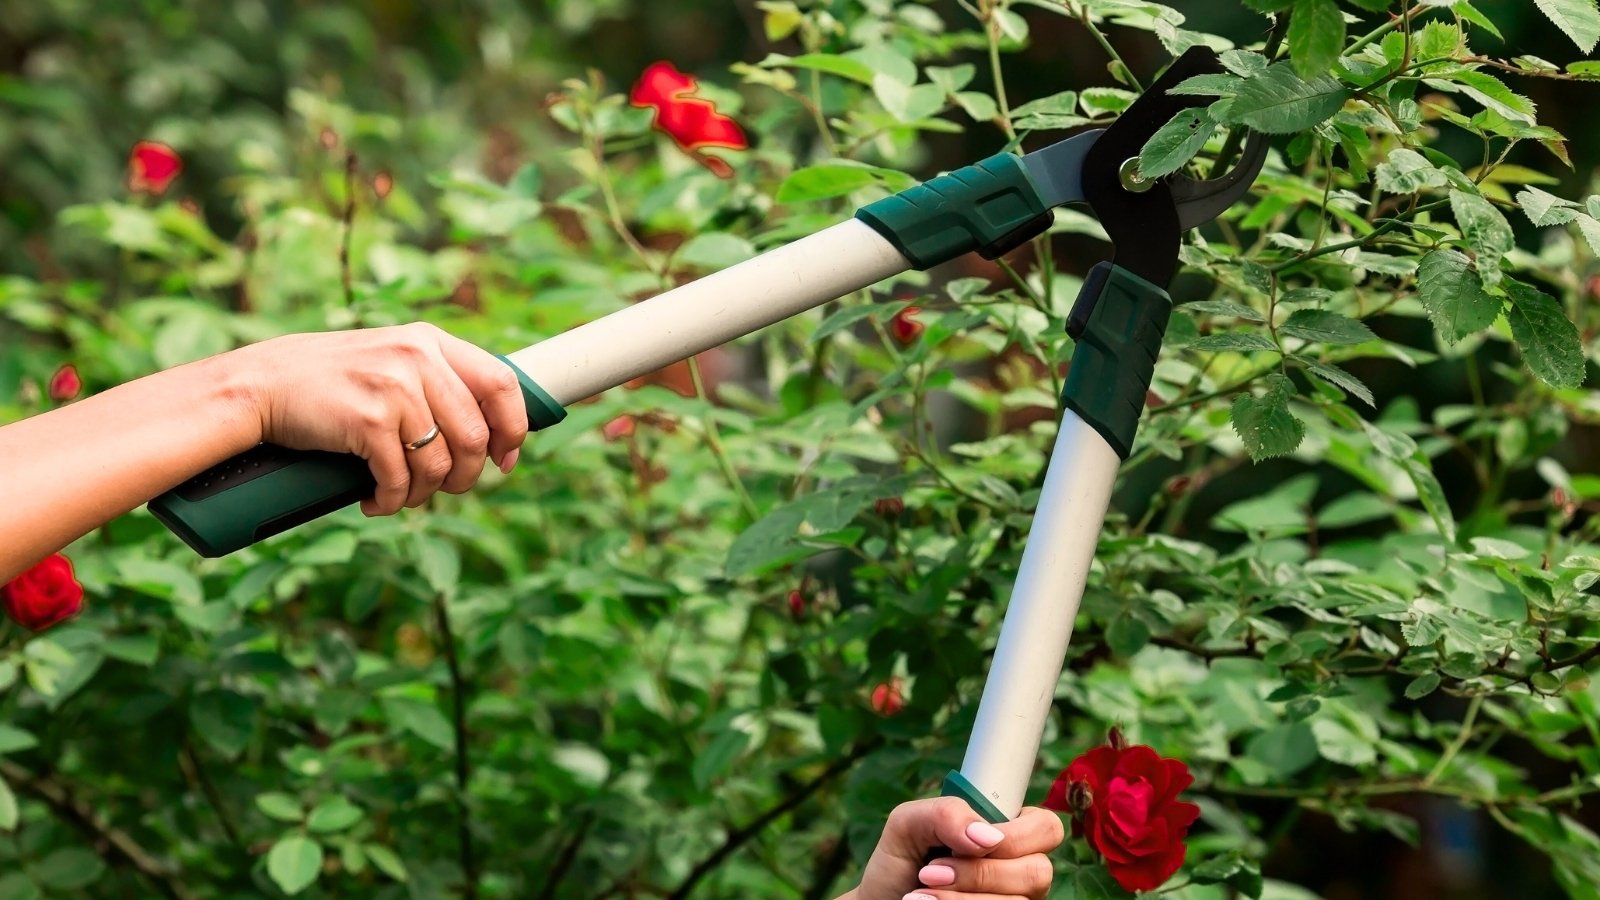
967, 821, 1005, 847
499, 448, 520, 475
918, 864, 956, 886
903, 894, 937, 900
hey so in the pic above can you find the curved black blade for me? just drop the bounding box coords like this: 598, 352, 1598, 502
1174, 132, 1269, 231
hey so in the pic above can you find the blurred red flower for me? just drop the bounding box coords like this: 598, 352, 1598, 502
1045, 733, 1201, 893
602, 415, 636, 442
48, 365, 81, 402
3, 553, 84, 633
630, 61, 748, 177
128, 141, 182, 195
870, 678, 905, 716
890, 307, 924, 345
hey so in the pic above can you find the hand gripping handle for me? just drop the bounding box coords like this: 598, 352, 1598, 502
147, 356, 565, 557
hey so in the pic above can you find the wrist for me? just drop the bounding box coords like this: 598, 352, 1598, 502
190, 347, 268, 451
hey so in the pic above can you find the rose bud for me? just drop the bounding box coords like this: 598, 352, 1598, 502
874, 497, 904, 517
48, 365, 82, 403
602, 415, 636, 442
890, 307, 924, 345
870, 678, 905, 716
787, 589, 806, 619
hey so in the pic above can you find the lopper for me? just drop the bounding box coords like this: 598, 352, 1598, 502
150, 47, 1267, 838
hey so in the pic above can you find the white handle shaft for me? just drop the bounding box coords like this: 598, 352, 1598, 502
960, 411, 1120, 816
506, 219, 909, 406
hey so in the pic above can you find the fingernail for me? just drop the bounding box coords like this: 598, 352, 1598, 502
903, 894, 937, 900
967, 821, 1005, 847
918, 864, 956, 887
499, 449, 520, 475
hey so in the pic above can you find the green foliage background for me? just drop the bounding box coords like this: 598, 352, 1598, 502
6, 0, 1600, 897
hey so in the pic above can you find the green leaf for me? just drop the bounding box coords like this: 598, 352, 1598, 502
0, 725, 38, 755
1506, 281, 1586, 389
1302, 360, 1375, 407
1417, 249, 1502, 342
267, 835, 324, 896
1225, 62, 1351, 134
256, 792, 305, 822
308, 795, 364, 833
1281, 310, 1376, 345
0, 778, 16, 832
692, 728, 751, 789
102, 634, 159, 666
1433, 71, 1537, 125
190, 690, 257, 760
381, 696, 456, 751
1246, 723, 1318, 777
414, 534, 460, 596
1138, 109, 1218, 180
1375, 149, 1448, 194
365, 844, 409, 882
1232, 374, 1305, 462
1183, 300, 1265, 322
776, 164, 887, 203
1536, 0, 1600, 52
675, 232, 757, 270
1405, 671, 1443, 699
35, 848, 105, 889
1191, 333, 1280, 353
1310, 715, 1377, 766
1289, 0, 1345, 78
1449, 190, 1514, 287
1106, 614, 1151, 657
1518, 186, 1581, 226
779, 53, 874, 85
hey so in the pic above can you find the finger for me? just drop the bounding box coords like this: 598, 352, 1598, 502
420, 350, 494, 494
908, 883, 1043, 890
919, 853, 1055, 899
887, 798, 1010, 861
436, 334, 530, 470
360, 430, 411, 517
981, 808, 1066, 860
402, 414, 453, 510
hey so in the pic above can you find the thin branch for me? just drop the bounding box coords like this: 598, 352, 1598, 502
802, 828, 854, 900
339, 150, 356, 308
667, 742, 877, 900
534, 812, 596, 900
178, 737, 242, 849
0, 759, 195, 900
432, 593, 478, 899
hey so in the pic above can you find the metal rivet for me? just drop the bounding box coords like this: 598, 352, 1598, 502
1119, 157, 1155, 193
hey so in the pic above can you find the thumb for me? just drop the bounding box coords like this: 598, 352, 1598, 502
884, 797, 1009, 860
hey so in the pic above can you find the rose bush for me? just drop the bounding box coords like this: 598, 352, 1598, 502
5, 1, 1600, 898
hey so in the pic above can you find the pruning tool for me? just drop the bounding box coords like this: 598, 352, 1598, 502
151, 47, 1266, 836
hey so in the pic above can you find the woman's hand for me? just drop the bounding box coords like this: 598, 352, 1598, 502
846, 798, 1063, 900
238, 324, 530, 516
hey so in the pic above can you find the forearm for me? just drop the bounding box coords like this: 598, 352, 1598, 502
0, 353, 261, 580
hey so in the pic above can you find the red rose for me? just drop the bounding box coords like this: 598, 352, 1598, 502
787, 589, 807, 619
3, 554, 85, 633
630, 61, 748, 178
127, 141, 183, 195
890, 307, 924, 345
870, 678, 905, 716
1045, 735, 1201, 893
48, 365, 82, 402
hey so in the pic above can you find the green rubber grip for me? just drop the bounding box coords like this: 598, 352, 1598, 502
1061, 262, 1173, 460
855, 153, 1050, 270
940, 770, 1009, 824
148, 356, 566, 558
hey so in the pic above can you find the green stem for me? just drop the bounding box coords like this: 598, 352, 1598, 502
1424, 693, 1484, 787
1080, 9, 1142, 91
983, 1, 1017, 139
687, 356, 761, 523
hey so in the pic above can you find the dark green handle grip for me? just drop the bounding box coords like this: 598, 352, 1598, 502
1061, 262, 1173, 460
148, 356, 566, 557
856, 152, 1051, 270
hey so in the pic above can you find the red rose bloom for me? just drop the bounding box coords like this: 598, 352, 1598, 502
870, 678, 905, 716
3, 554, 85, 633
890, 307, 924, 345
1045, 735, 1201, 893
48, 365, 82, 402
630, 61, 748, 177
127, 141, 183, 195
